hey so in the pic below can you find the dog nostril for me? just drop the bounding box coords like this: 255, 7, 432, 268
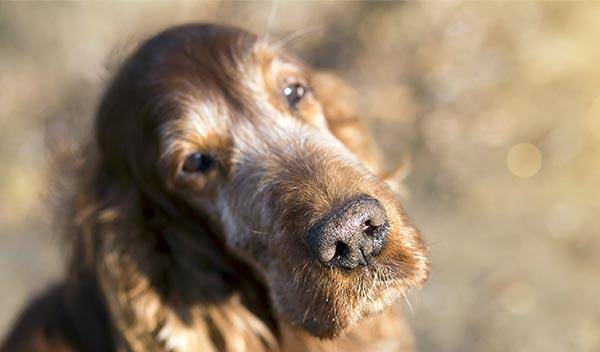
362, 220, 379, 237
333, 241, 349, 260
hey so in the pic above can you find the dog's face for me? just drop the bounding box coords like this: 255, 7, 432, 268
97, 24, 429, 338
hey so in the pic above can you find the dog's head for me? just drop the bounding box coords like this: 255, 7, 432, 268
95, 24, 429, 338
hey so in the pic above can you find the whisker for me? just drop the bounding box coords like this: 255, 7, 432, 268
264, 0, 279, 40
271, 25, 322, 51
425, 240, 441, 248
251, 229, 271, 235
402, 291, 414, 315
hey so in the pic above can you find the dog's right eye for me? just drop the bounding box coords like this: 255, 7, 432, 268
182, 152, 214, 173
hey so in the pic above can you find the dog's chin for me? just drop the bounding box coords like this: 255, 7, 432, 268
299, 287, 403, 339
271, 267, 410, 339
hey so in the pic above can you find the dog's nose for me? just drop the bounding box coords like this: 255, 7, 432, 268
307, 196, 390, 270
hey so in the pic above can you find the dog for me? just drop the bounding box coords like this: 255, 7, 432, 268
0, 24, 429, 352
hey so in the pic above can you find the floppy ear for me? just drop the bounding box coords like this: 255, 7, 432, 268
311, 71, 410, 197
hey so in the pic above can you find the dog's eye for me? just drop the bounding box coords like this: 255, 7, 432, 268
283, 83, 307, 108
182, 152, 214, 173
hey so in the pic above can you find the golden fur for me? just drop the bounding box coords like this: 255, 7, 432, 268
1, 24, 429, 352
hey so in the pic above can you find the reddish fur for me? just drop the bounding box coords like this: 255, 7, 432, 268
1, 24, 429, 352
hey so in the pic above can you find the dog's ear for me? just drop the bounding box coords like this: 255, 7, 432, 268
310, 71, 383, 174
310, 71, 411, 198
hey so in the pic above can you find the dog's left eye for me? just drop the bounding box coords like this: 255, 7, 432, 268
283, 83, 307, 108
182, 152, 214, 173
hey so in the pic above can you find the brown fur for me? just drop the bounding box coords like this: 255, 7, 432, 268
1, 24, 429, 352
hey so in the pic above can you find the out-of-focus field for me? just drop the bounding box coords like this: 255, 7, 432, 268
1, 2, 599, 351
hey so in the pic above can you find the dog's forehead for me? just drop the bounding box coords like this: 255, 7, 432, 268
167, 44, 303, 117
158, 39, 306, 152
173, 50, 281, 123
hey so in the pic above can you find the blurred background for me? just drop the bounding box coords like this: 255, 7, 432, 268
1, 2, 599, 351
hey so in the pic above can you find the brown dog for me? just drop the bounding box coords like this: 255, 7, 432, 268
1, 24, 429, 352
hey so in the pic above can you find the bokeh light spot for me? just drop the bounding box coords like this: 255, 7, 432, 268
506, 143, 542, 178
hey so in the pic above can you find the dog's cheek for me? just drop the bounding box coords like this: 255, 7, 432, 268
368, 185, 430, 285
216, 198, 264, 264
221, 226, 272, 271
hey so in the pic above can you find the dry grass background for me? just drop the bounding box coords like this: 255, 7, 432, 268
1, 2, 599, 351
